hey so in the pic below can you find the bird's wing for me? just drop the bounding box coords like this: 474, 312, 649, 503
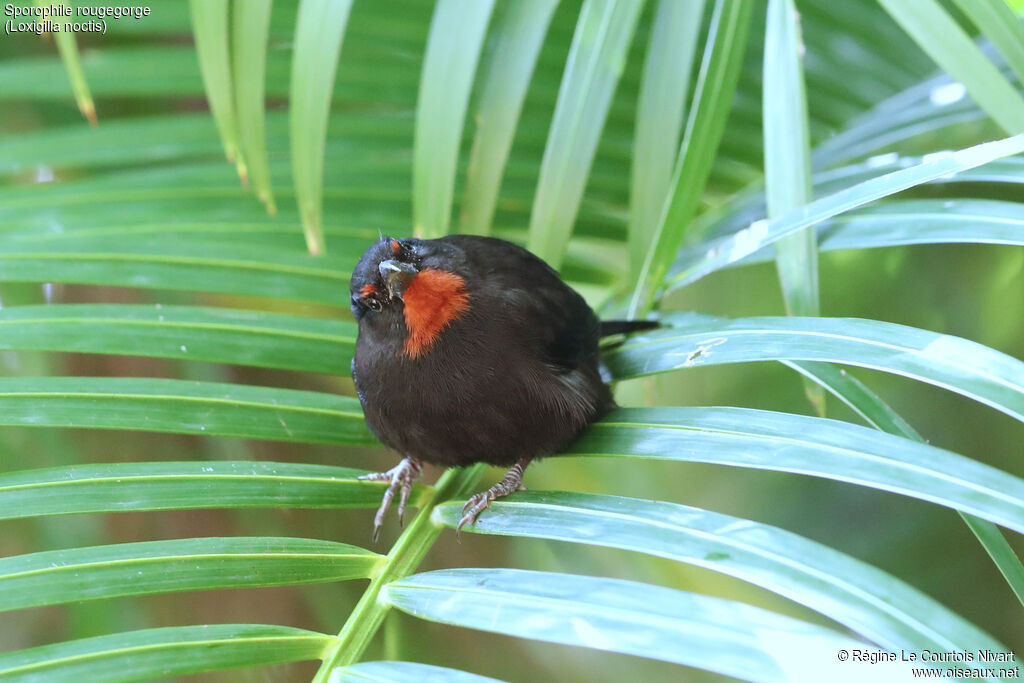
493, 279, 600, 373
543, 291, 602, 372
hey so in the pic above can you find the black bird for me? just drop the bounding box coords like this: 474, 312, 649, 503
349, 235, 656, 537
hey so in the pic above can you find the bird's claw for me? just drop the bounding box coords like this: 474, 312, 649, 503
456, 457, 531, 535
359, 457, 422, 542
457, 491, 493, 534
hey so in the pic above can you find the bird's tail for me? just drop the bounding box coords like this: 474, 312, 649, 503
599, 320, 660, 337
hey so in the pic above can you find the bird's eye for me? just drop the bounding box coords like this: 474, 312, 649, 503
366, 298, 382, 312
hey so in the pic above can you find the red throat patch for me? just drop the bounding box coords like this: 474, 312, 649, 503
401, 269, 469, 358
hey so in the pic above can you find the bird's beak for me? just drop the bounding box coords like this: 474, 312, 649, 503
378, 260, 418, 300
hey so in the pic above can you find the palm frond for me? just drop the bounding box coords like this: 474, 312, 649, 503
1, 0, 1021, 680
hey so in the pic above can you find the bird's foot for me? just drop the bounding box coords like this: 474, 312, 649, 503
359, 457, 423, 542
458, 457, 531, 534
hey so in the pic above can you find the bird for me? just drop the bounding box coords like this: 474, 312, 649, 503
349, 235, 657, 539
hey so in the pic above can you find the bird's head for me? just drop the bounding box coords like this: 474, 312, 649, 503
350, 236, 470, 358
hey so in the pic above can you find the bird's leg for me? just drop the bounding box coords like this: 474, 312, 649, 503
458, 457, 532, 533
358, 457, 423, 541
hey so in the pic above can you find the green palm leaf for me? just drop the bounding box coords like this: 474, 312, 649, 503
0, 377, 374, 444
189, 0, 239, 166
790, 359, 1024, 607
526, 0, 645, 267
460, 0, 558, 235
629, 0, 704, 277
433, 491, 1002, 653
381, 568, 862, 682
289, 0, 355, 253
605, 314, 1024, 422
0, 236, 350, 304
721, 199, 1024, 269
330, 661, 505, 682
763, 0, 817, 320
0, 537, 382, 612
567, 407, 1024, 533
629, 0, 754, 313
1, 0, 1021, 679
0, 304, 355, 373
668, 133, 1024, 291
878, 0, 1024, 135
413, 0, 494, 238
0, 461, 418, 519
231, 0, 276, 212
0, 625, 333, 682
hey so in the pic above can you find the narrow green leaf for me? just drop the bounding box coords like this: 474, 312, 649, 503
960, 514, 1024, 607
0, 228, 611, 303
565, 407, 1024, 534
330, 661, 506, 683
290, 0, 354, 254
0, 537, 382, 613
35, 0, 97, 126
725, 200, 1024, 269
701, 156, 1024, 247
605, 314, 1024, 423
877, 0, 1024, 135
526, 0, 645, 268
764, 0, 818, 315
0, 237, 350, 305
0, 42, 410, 102
0, 159, 248, 208
460, 0, 558, 235
812, 93, 986, 170
764, 0, 823, 414
0, 149, 422, 228
413, 0, 495, 238
628, 0, 754, 314
667, 133, 1024, 291
189, 0, 243, 171
629, 0, 705, 277
0, 110, 405, 175
382, 568, 862, 681
434, 491, 1003, 656
232, 0, 276, 213
784, 361, 919, 437
955, 0, 1024, 86
0, 304, 354, 374
0, 461, 420, 520
0, 624, 333, 682
937, 155, 1024, 184
788, 361, 1024, 608
0, 112, 213, 174
0, 377, 376, 445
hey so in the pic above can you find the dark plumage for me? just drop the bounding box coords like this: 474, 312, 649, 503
350, 235, 656, 536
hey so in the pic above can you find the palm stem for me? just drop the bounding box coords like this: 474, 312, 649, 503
311, 463, 486, 680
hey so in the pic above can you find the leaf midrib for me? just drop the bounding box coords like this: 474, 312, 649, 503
0, 472, 374, 494
0, 390, 363, 419
0, 550, 381, 583
0, 317, 355, 345
0, 252, 345, 279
